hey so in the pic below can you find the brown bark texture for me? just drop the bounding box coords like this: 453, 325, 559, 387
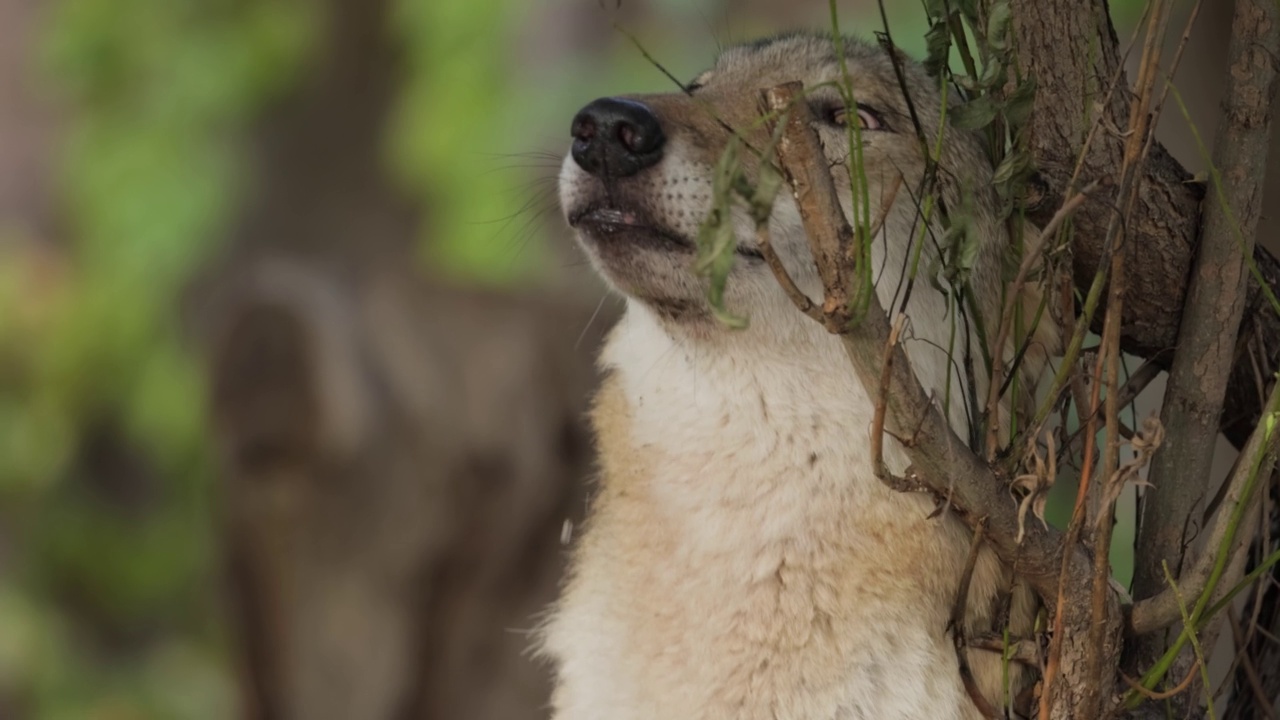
1131, 0, 1280, 693
1010, 0, 1280, 716
1011, 0, 1280, 449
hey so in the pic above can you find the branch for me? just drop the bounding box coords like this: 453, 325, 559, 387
1132, 0, 1280, 662
1129, 380, 1280, 637
760, 80, 1106, 629
984, 180, 1102, 461
765, 85, 860, 334
1011, 0, 1280, 449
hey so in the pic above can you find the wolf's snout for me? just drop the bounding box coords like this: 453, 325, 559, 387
570, 97, 665, 179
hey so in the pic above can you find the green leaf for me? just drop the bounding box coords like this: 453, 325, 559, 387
987, 1, 1013, 50
695, 207, 734, 273
1004, 77, 1037, 127
695, 138, 749, 329
711, 137, 740, 199
956, 0, 982, 22
922, 0, 951, 19
923, 20, 952, 77
955, 229, 981, 276
711, 304, 750, 329
700, 219, 747, 329
949, 94, 999, 130
992, 150, 1033, 189
749, 162, 784, 225
978, 57, 1004, 89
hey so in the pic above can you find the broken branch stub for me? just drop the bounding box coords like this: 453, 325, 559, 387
764, 82, 858, 333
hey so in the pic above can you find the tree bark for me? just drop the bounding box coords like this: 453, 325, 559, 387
1131, 0, 1280, 694
1011, 0, 1280, 450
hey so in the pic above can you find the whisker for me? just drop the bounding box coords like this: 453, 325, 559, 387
576, 290, 613, 351
469, 184, 557, 227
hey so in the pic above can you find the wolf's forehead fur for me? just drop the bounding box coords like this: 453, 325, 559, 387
704, 31, 946, 134
712, 31, 888, 79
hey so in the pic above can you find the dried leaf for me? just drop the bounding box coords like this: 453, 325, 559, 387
1012, 474, 1049, 544
1011, 431, 1056, 543
1096, 416, 1164, 527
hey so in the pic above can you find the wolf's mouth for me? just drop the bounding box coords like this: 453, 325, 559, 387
569, 205, 763, 260
570, 206, 692, 254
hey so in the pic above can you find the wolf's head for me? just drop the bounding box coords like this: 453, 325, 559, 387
559, 31, 1007, 342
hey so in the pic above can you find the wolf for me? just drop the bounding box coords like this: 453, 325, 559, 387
541, 31, 1054, 719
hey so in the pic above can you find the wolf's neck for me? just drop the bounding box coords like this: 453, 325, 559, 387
601, 301, 866, 437
601, 303, 942, 547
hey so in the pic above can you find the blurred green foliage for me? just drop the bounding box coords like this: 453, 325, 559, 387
386, 0, 717, 284
0, 0, 312, 716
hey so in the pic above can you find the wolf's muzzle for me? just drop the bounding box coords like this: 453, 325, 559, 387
570, 97, 665, 179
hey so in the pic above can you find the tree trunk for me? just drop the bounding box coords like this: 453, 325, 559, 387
190, 0, 607, 717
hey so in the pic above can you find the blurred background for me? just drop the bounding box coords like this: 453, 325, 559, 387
0, 0, 1252, 717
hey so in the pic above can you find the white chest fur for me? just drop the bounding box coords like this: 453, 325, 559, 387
542, 306, 995, 720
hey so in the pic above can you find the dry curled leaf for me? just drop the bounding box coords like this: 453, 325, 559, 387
1095, 415, 1164, 527
1011, 431, 1056, 543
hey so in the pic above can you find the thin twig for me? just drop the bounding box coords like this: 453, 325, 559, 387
968, 634, 1041, 667
1039, 342, 1106, 720
757, 80, 1095, 619
756, 224, 823, 323
985, 179, 1102, 460
1164, 562, 1219, 719
862, 172, 903, 258
1228, 608, 1276, 717
1134, 0, 1280, 673
872, 313, 909, 482
1120, 658, 1201, 701
1128, 382, 1280, 697
951, 519, 1001, 720
1130, 0, 1280, 638
1088, 195, 1128, 708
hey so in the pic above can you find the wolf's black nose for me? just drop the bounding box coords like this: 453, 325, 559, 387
570, 97, 665, 179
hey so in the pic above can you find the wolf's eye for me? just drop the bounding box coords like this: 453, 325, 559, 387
829, 104, 884, 131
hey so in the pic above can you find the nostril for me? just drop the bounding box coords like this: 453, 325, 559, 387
572, 115, 596, 142
617, 123, 654, 155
